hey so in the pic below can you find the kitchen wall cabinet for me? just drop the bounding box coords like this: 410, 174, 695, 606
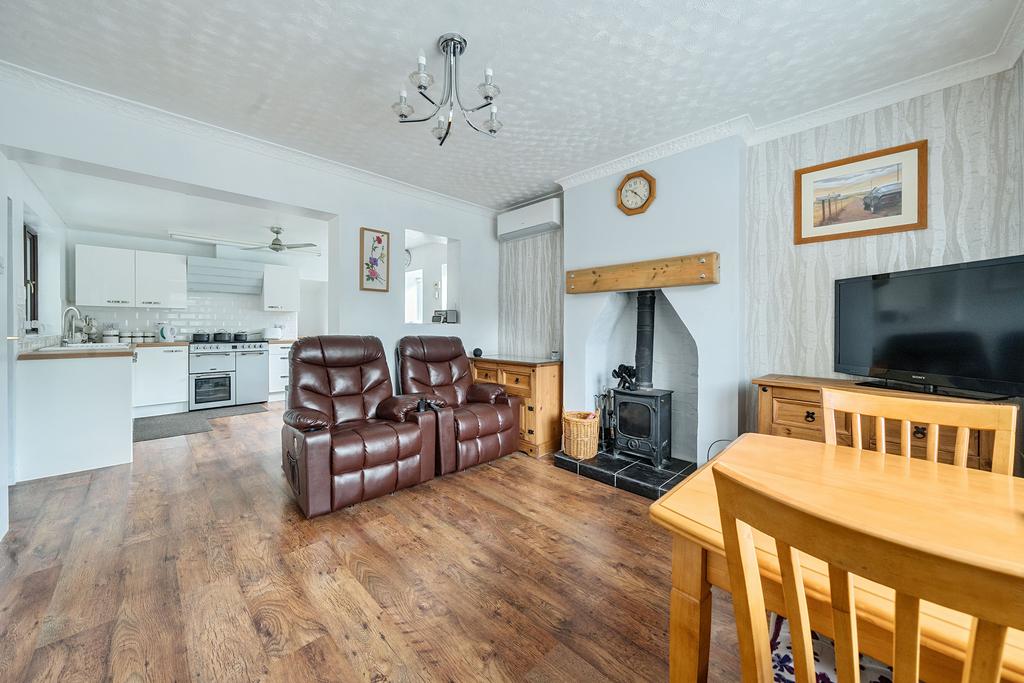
135, 251, 187, 308
269, 342, 293, 395
75, 244, 135, 307
133, 346, 189, 407
263, 264, 300, 312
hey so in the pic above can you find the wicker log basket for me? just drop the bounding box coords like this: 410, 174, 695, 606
562, 409, 601, 459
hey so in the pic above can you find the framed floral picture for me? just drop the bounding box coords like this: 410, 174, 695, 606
359, 227, 390, 292
794, 140, 927, 245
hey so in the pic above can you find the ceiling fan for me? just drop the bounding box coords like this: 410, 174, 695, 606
243, 225, 318, 253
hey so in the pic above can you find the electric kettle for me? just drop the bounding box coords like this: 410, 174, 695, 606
155, 322, 178, 342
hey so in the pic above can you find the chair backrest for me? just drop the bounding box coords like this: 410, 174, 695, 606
397, 336, 473, 407
288, 336, 394, 424
713, 460, 1024, 683
821, 388, 1018, 476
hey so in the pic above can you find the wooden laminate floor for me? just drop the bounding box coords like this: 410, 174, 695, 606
0, 405, 741, 682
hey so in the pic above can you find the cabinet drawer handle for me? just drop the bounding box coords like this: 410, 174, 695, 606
280, 375, 289, 379
527, 429, 534, 435
163, 349, 183, 353
804, 410, 816, 423
527, 405, 534, 412
912, 426, 927, 439
513, 377, 520, 383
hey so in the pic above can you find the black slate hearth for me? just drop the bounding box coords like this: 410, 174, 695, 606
554, 449, 697, 500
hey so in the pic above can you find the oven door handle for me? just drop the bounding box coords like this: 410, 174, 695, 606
192, 372, 233, 379
192, 352, 233, 357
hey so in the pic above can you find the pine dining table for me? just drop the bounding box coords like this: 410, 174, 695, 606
649, 432, 1024, 682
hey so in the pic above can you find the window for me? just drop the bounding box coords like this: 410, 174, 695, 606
23, 225, 38, 332
404, 269, 423, 324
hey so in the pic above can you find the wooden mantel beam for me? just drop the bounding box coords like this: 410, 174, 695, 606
565, 252, 720, 295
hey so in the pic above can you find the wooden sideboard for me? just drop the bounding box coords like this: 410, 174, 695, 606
471, 356, 562, 457
751, 374, 1020, 472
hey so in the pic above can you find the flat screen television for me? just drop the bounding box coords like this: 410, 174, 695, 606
834, 255, 1024, 396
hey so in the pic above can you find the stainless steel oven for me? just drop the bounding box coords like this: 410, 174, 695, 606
189, 371, 235, 410
189, 346, 237, 410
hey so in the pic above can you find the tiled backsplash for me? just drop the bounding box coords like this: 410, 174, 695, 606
81, 291, 298, 340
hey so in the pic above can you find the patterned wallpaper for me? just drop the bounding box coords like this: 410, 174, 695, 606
498, 229, 563, 358
743, 57, 1023, 425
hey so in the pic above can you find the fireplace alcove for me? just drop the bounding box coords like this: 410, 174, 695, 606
555, 288, 699, 498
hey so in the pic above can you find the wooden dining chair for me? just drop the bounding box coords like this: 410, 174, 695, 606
820, 388, 1018, 476
713, 460, 1024, 683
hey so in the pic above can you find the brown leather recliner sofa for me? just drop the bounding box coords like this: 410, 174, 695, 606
397, 336, 521, 473
281, 336, 445, 518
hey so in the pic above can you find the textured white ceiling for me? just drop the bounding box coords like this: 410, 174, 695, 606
0, 0, 1018, 209
22, 163, 327, 245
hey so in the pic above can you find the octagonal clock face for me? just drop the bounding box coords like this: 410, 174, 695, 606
617, 171, 655, 215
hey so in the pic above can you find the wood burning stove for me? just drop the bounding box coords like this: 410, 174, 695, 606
608, 290, 674, 469
612, 387, 673, 468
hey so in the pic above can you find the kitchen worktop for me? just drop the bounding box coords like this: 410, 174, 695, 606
18, 347, 134, 361
135, 341, 190, 348
17, 340, 191, 360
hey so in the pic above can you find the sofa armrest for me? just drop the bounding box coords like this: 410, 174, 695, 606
378, 393, 448, 422
282, 425, 332, 518
283, 407, 332, 432
467, 382, 506, 404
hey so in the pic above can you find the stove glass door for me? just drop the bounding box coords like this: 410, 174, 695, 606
190, 372, 235, 409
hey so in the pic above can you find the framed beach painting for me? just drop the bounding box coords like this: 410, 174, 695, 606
359, 227, 390, 292
794, 140, 927, 245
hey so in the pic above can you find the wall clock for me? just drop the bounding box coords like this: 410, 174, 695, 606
617, 170, 656, 215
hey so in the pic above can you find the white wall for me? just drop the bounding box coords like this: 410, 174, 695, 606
0, 153, 70, 539
563, 136, 746, 464
0, 69, 499, 361
298, 279, 328, 337
0, 149, 11, 539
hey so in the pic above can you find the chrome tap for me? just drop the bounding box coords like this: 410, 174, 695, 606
61, 306, 82, 346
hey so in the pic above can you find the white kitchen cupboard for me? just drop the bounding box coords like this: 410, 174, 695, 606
75, 244, 135, 307
132, 346, 189, 409
135, 251, 187, 308
269, 342, 293, 395
263, 264, 300, 312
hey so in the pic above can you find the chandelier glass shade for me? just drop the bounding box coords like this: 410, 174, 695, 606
391, 33, 502, 146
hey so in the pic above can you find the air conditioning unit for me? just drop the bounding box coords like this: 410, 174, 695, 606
496, 197, 562, 241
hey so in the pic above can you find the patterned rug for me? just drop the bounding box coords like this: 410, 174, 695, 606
769, 613, 893, 683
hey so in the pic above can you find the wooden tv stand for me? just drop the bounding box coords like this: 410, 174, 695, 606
752, 374, 1022, 473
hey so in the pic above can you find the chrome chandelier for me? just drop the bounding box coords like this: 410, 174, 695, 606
391, 32, 503, 146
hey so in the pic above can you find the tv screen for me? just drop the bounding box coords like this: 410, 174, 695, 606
835, 255, 1024, 396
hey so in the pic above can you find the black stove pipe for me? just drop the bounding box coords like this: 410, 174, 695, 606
635, 290, 656, 389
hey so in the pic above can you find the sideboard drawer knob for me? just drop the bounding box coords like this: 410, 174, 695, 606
804, 410, 816, 423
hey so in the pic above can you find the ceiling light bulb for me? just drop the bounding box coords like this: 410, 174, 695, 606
432, 116, 447, 140
391, 87, 414, 118
486, 105, 502, 134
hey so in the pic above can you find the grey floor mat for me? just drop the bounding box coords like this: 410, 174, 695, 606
133, 403, 268, 442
